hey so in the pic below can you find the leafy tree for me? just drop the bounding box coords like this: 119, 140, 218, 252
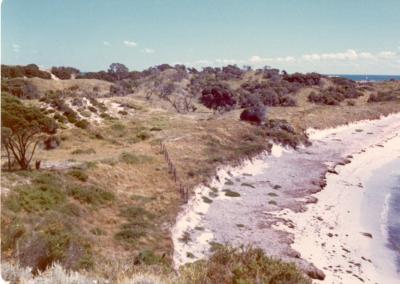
1, 93, 57, 170
200, 85, 236, 112
108, 63, 129, 81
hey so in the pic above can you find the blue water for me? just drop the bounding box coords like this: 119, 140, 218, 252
388, 177, 400, 271
362, 159, 400, 276
329, 74, 400, 82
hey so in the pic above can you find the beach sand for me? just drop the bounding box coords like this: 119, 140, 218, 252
274, 131, 400, 283
172, 113, 400, 282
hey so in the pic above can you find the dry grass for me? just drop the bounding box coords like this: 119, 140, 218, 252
27, 77, 113, 96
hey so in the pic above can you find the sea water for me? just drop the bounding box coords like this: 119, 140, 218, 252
331, 74, 400, 82
361, 158, 400, 278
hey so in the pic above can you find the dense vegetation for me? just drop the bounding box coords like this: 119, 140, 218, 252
50, 66, 80, 80
1, 170, 114, 273
1, 64, 51, 79
179, 246, 311, 284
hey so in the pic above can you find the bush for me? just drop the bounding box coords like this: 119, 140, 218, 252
240, 105, 267, 124
179, 246, 311, 284
51, 66, 80, 80
200, 85, 236, 111
1, 78, 40, 99
75, 119, 90, 129
283, 72, 322, 86
308, 85, 362, 105
1, 64, 51, 79
368, 91, 399, 102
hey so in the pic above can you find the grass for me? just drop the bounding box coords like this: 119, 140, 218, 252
119, 152, 153, 164
115, 206, 155, 246
179, 246, 311, 284
71, 148, 96, 155
68, 169, 88, 182
67, 186, 115, 206
5, 173, 66, 213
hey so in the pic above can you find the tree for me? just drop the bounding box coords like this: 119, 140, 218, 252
1, 93, 57, 170
200, 85, 237, 112
108, 63, 129, 81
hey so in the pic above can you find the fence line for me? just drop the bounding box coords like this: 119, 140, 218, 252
160, 141, 189, 202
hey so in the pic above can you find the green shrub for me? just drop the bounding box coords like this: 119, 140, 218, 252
1, 216, 26, 251
5, 173, 66, 213
68, 169, 88, 182
135, 250, 167, 265
75, 119, 90, 129
114, 224, 146, 245
54, 113, 68, 123
67, 186, 114, 206
179, 246, 311, 284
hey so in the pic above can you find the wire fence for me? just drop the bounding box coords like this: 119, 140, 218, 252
160, 141, 189, 202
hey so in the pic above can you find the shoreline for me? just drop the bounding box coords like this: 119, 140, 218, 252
273, 131, 400, 283
171, 113, 400, 281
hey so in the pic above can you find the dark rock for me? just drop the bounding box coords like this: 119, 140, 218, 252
360, 232, 373, 238
305, 266, 326, 280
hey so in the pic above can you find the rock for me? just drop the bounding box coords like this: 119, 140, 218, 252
327, 233, 333, 237
305, 266, 326, 280
360, 232, 373, 238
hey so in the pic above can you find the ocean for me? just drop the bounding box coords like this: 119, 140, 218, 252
330, 74, 400, 82
362, 158, 400, 276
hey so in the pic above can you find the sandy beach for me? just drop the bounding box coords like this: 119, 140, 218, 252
274, 126, 400, 283
172, 113, 400, 282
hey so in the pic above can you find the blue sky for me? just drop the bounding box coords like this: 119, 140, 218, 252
2, 0, 400, 74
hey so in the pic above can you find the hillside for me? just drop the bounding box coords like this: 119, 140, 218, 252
1, 63, 400, 282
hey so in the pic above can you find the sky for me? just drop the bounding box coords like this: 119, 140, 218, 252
2, 0, 400, 74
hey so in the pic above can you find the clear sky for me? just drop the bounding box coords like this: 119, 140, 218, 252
2, 0, 400, 74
